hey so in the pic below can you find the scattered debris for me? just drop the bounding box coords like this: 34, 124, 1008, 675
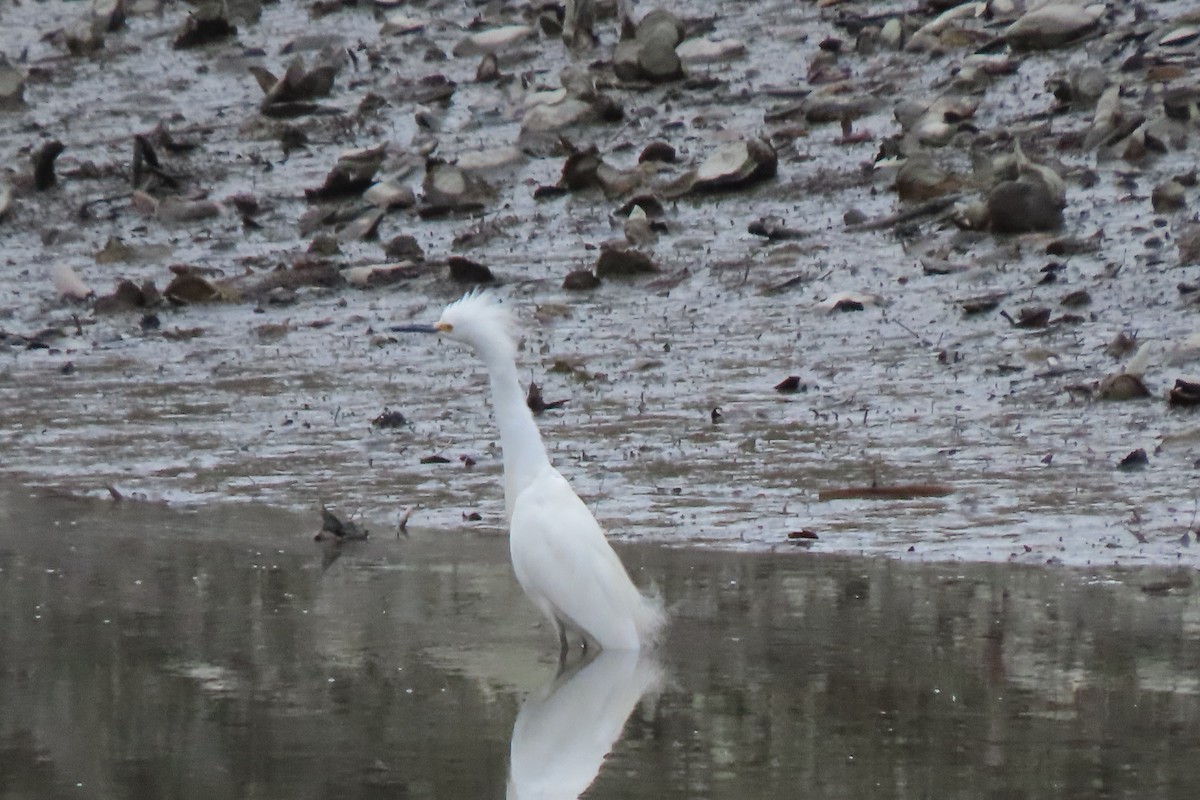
315, 505, 368, 542
1118, 449, 1149, 470
818, 483, 954, 501
371, 408, 407, 428
527, 381, 567, 415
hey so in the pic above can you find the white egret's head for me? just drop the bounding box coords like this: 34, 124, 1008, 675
393, 290, 518, 359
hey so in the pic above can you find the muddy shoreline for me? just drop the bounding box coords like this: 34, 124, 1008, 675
3, 0, 1200, 566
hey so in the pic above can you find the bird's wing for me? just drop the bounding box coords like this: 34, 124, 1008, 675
510, 468, 659, 650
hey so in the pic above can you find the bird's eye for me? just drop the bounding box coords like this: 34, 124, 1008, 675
436, 321, 453, 333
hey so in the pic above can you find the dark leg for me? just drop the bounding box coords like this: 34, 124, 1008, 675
556, 619, 569, 672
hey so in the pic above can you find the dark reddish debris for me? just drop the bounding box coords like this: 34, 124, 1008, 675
1169, 379, 1200, 407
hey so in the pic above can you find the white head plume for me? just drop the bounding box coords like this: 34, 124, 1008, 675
436, 290, 519, 358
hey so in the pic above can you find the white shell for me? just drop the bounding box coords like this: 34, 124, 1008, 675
675, 37, 746, 64
453, 25, 533, 57
50, 264, 92, 300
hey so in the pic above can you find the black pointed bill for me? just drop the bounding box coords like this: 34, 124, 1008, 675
390, 323, 439, 334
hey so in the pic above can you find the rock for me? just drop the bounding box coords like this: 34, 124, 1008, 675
49, 264, 93, 301
343, 263, 419, 287
819, 292, 886, 311
1177, 223, 1200, 265
305, 145, 386, 201
623, 205, 657, 246
635, 9, 684, 45
562, 0, 595, 50
638, 42, 682, 82
1050, 65, 1107, 109
561, 145, 603, 190
308, 234, 340, 256
91, 0, 125, 31
633, 13, 681, 81
1164, 85, 1200, 122
1117, 448, 1149, 470
563, 269, 601, 290
380, 13, 424, 36
749, 217, 806, 240
611, 8, 686, 83
800, 92, 879, 124
987, 180, 1064, 233
1005, 3, 1100, 51
637, 28, 683, 81
164, 272, 222, 303
64, 19, 101, 55
456, 146, 523, 174
901, 97, 978, 146
1152, 180, 1186, 213
675, 37, 746, 65
448, 256, 495, 283
594, 163, 642, 197
452, 25, 533, 57
475, 53, 500, 82
0, 58, 25, 109
880, 18, 904, 49
595, 243, 658, 277
895, 154, 958, 202
613, 39, 643, 82
174, 3, 236, 49
156, 197, 223, 223
259, 54, 340, 111
638, 141, 676, 163
95, 279, 157, 314
33, 141, 65, 191
1098, 373, 1151, 401
905, 1, 984, 52
693, 138, 777, 191
363, 180, 415, 209
419, 162, 494, 217
384, 234, 424, 261
521, 97, 593, 133
1084, 84, 1130, 150
337, 208, 384, 241
1169, 379, 1200, 407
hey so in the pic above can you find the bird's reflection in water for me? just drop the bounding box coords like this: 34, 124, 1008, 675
508, 651, 662, 800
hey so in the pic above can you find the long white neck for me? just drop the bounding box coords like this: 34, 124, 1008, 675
476, 340, 551, 519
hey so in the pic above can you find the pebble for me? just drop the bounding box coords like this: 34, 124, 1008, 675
49, 264, 92, 301
1005, 3, 1101, 51
380, 14, 424, 36
986, 180, 1064, 234
562, 269, 601, 291
448, 256, 495, 284
0, 58, 25, 109
420, 162, 493, 217
693, 138, 778, 191
595, 243, 658, 277
675, 37, 746, 65
452, 26, 533, 58
1152, 180, 1186, 213
363, 180, 415, 210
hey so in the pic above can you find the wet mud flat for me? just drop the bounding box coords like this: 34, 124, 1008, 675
3, 0, 1200, 566
3, 490, 1200, 799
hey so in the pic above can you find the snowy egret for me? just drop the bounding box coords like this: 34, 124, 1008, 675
508, 650, 662, 799
393, 291, 664, 655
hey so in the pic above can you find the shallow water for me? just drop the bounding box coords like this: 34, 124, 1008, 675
2, 490, 1200, 799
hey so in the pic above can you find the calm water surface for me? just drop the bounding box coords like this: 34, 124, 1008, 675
2, 490, 1199, 799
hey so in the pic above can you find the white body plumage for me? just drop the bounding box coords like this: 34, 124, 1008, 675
397, 291, 664, 653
